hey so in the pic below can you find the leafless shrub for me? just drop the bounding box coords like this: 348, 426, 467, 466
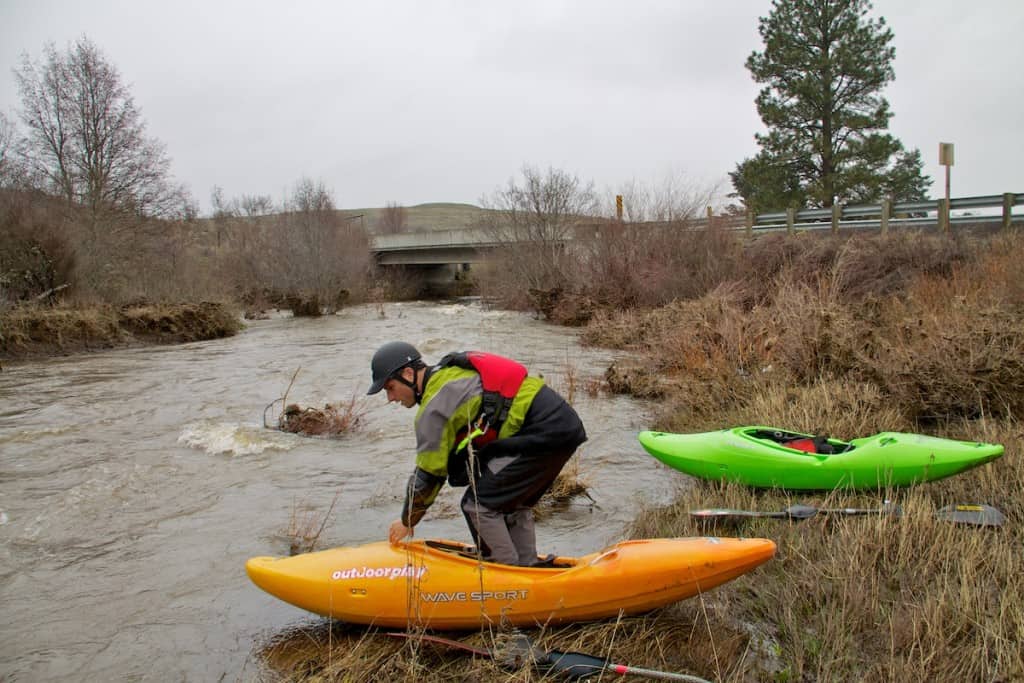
377, 201, 408, 234
739, 230, 977, 306
216, 178, 373, 313
0, 112, 19, 188
476, 165, 599, 308
283, 491, 340, 556
238, 193, 274, 218
608, 170, 721, 223
278, 394, 369, 437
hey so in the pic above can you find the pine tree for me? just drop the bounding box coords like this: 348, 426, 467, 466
731, 0, 930, 212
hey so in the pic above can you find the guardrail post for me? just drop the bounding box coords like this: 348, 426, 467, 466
1004, 193, 1016, 230
745, 208, 753, 237
786, 207, 795, 235
880, 198, 891, 235
831, 204, 841, 234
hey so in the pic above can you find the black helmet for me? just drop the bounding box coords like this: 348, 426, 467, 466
367, 341, 422, 395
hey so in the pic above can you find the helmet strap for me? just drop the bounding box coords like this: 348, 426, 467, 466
394, 367, 423, 404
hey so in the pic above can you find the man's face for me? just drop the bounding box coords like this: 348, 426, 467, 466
383, 367, 416, 408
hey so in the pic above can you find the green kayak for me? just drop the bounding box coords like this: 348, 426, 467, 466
637, 426, 1004, 490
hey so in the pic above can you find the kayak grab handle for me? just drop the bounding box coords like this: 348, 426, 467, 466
588, 549, 620, 566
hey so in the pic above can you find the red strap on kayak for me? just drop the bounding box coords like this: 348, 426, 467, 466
788, 438, 817, 453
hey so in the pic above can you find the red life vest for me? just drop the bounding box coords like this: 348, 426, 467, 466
437, 351, 528, 449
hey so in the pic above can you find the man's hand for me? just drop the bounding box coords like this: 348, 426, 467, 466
389, 519, 412, 545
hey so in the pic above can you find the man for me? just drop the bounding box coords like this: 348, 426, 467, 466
367, 341, 587, 566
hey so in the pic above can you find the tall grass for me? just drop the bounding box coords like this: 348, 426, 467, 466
626, 417, 1022, 682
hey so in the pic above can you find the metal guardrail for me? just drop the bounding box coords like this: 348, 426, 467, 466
748, 193, 1021, 233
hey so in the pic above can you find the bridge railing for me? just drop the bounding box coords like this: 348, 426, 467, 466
726, 192, 1022, 235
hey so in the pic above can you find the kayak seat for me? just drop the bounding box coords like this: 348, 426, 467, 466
530, 554, 559, 568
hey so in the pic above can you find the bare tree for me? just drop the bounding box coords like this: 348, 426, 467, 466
238, 193, 274, 217
476, 165, 598, 305
609, 171, 719, 223
484, 165, 598, 242
14, 36, 191, 224
273, 178, 371, 309
377, 200, 407, 234
0, 112, 16, 187
209, 184, 236, 248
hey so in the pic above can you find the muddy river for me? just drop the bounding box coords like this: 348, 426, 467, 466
0, 300, 680, 681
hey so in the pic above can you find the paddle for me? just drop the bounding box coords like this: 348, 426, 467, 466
387, 631, 713, 682
690, 502, 1004, 527
690, 501, 900, 522
933, 504, 1006, 527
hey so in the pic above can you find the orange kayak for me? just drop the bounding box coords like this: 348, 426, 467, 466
246, 536, 776, 629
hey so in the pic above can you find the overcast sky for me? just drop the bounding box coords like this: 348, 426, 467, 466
2, 1, 1022, 215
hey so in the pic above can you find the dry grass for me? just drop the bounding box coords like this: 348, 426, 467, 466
625, 415, 1023, 682
587, 231, 1024, 430
362, 202, 490, 233
534, 454, 594, 521
250, 613, 744, 682
282, 492, 341, 556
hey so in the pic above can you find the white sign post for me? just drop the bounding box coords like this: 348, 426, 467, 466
939, 142, 954, 234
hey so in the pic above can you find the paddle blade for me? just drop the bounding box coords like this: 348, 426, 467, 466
543, 650, 609, 679
783, 504, 820, 519
935, 504, 1005, 527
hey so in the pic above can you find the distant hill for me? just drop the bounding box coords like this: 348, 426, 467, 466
344, 202, 493, 233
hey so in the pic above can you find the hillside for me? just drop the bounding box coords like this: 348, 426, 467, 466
346, 202, 492, 233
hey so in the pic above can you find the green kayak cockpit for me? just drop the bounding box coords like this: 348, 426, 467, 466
739, 427, 855, 456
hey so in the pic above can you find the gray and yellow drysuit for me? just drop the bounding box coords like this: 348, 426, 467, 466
400, 363, 587, 566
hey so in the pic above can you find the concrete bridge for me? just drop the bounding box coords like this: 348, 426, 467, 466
368, 192, 1021, 288
370, 228, 500, 266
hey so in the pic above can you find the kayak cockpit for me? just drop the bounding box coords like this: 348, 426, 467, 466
742, 427, 855, 455
421, 539, 578, 569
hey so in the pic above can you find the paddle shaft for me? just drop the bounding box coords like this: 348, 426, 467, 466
609, 662, 712, 682
691, 503, 1002, 527
548, 652, 712, 682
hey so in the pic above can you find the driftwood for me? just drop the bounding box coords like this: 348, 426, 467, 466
277, 402, 364, 436
33, 283, 70, 301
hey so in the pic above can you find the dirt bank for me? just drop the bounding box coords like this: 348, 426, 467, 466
0, 301, 243, 360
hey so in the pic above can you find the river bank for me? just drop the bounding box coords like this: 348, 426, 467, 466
0, 300, 243, 360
